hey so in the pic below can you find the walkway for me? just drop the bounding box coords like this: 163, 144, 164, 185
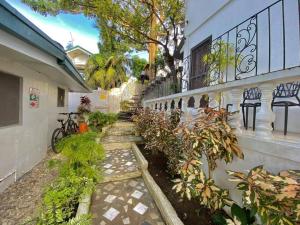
91, 121, 166, 225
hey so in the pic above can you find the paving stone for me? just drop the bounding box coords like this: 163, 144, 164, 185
91, 122, 165, 225
91, 178, 164, 225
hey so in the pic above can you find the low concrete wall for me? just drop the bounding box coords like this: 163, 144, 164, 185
68, 77, 144, 114
205, 134, 300, 205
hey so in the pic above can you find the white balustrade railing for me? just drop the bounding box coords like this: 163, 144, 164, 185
143, 66, 300, 139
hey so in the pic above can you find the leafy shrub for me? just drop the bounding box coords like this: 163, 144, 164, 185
133, 108, 182, 175
173, 159, 233, 210
88, 111, 118, 131
31, 132, 105, 224
228, 166, 300, 225
173, 108, 243, 211
56, 132, 105, 181
120, 100, 131, 111
77, 96, 91, 114
36, 175, 93, 225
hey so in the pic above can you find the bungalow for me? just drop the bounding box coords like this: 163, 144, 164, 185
0, 1, 90, 192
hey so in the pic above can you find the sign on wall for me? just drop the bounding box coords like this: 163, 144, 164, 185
29, 88, 40, 108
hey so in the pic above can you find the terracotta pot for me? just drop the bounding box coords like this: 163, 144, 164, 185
79, 122, 88, 133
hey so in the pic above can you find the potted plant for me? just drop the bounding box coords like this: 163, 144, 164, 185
77, 96, 91, 133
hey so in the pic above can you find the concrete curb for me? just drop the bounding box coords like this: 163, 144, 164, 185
132, 143, 184, 225
76, 193, 92, 217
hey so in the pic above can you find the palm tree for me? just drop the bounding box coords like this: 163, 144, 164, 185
85, 54, 128, 90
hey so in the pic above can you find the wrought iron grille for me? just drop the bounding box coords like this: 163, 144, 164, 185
181, 0, 300, 90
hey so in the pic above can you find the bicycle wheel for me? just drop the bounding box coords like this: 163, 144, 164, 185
51, 128, 64, 153
67, 120, 79, 134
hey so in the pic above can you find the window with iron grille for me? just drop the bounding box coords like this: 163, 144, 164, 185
57, 87, 65, 107
0, 72, 22, 127
190, 37, 212, 90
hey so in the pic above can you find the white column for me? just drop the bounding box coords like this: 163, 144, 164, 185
194, 95, 201, 109
166, 100, 172, 114
228, 88, 243, 135
208, 92, 219, 109
180, 96, 189, 123
255, 82, 275, 139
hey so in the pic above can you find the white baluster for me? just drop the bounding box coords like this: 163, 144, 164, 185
208, 92, 219, 109
228, 88, 243, 135
255, 82, 275, 139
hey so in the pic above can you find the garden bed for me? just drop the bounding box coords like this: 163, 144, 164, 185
137, 144, 216, 225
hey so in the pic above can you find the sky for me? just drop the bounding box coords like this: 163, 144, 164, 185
7, 0, 100, 53
7, 0, 148, 59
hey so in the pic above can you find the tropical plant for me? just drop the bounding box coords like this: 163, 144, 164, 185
85, 54, 128, 90
88, 112, 118, 131
56, 132, 105, 181
28, 132, 105, 224
213, 203, 256, 225
173, 158, 233, 210
202, 40, 236, 108
22, 0, 186, 77
228, 166, 300, 225
35, 175, 93, 225
173, 108, 244, 211
77, 96, 91, 115
130, 55, 148, 79
132, 108, 182, 175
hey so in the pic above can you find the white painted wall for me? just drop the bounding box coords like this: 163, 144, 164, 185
184, 0, 300, 132
68, 77, 144, 114
0, 57, 69, 193
184, 0, 300, 77
71, 54, 89, 67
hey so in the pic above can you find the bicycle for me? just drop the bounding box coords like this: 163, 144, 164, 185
51, 112, 80, 153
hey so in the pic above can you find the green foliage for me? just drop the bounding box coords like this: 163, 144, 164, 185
22, 0, 185, 76
173, 159, 233, 210
203, 40, 236, 85
36, 175, 93, 225
130, 55, 148, 78
56, 132, 105, 181
85, 54, 128, 90
65, 215, 92, 225
132, 108, 182, 175
228, 167, 300, 225
120, 100, 131, 112
212, 204, 256, 225
88, 112, 118, 131
32, 132, 105, 224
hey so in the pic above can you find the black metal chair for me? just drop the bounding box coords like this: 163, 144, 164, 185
271, 82, 300, 135
240, 87, 262, 131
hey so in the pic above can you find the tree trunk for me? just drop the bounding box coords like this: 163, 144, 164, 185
164, 52, 179, 93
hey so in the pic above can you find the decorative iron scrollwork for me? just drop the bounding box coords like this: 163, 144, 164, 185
235, 16, 257, 79
209, 38, 222, 84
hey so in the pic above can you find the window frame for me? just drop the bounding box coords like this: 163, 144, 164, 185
189, 36, 212, 90
0, 71, 23, 128
57, 87, 65, 107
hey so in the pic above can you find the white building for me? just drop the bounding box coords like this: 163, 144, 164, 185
66, 45, 92, 76
144, 0, 300, 205
0, 2, 90, 192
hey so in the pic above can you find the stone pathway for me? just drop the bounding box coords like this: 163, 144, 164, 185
91, 122, 165, 225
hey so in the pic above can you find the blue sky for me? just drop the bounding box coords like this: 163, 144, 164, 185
7, 0, 148, 59
7, 0, 100, 53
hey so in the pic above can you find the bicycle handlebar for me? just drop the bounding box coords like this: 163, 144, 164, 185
59, 112, 81, 115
